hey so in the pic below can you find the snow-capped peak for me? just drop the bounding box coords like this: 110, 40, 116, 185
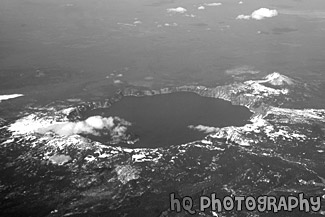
263, 72, 294, 86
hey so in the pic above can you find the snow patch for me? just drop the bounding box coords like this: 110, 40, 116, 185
0, 94, 23, 102
48, 154, 71, 165
8, 113, 61, 135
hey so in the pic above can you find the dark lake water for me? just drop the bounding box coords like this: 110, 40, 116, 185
84, 92, 252, 148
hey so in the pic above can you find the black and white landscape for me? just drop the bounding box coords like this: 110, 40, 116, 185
1, 0, 325, 216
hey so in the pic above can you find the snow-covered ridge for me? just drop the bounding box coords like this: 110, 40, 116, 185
208, 108, 312, 147
266, 107, 325, 124
122, 72, 295, 110
7, 108, 70, 136
3, 72, 323, 151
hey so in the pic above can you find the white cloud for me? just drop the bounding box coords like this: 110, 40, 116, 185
164, 23, 178, 27
38, 116, 131, 139
85, 116, 114, 129
0, 94, 23, 102
167, 7, 187, 13
236, 8, 278, 20
251, 8, 278, 20
188, 125, 220, 133
185, 14, 196, 18
204, 3, 222, 6
198, 6, 205, 10
236, 14, 250, 20
133, 20, 142, 25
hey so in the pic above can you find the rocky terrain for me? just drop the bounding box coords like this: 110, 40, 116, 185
1, 72, 325, 216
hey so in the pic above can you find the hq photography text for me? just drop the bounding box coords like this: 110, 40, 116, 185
170, 193, 322, 215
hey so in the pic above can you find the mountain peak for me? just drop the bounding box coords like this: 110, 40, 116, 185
263, 72, 294, 86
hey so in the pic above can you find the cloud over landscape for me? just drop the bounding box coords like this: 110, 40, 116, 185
38, 116, 131, 138
188, 124, 220, 133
